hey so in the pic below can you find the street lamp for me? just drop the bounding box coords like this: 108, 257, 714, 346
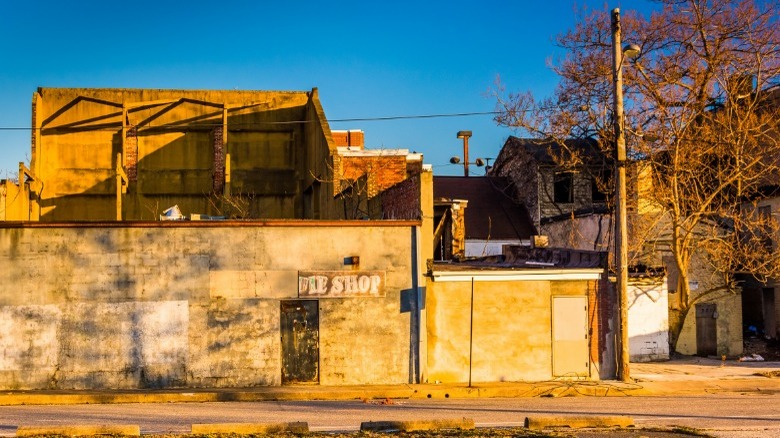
612, 7, 640, 382
450, 131, 490, 176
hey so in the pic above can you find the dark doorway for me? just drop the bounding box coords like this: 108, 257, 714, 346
742, 285, 764, 330
695, 303, 717, 356
763, 288, 777, 340
280, 300, 319, 384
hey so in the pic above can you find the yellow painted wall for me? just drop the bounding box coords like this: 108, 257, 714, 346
0, 181, 30, 221
30, 88, 337, 221
426, 277, 592, 383
675, 292, 743, 357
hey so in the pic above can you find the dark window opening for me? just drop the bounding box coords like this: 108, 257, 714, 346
554, 172, 574, 203
591, 176, 607, 202
759, 205, 773, 249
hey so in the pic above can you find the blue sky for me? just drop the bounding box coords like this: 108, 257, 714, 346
0, 0, 659, 178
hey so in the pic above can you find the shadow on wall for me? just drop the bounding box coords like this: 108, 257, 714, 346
1, 226, 284, 389
629, 330, 671, 362
36, 96, 315, 221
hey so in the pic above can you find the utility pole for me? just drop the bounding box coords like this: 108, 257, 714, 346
611, 7, 632, 382
457, 131, 472, 177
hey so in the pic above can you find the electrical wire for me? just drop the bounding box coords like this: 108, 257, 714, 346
0, 110, 502, 131
330, 111, 500, 122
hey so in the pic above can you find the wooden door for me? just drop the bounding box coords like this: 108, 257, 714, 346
695, 303, 717, 356
280, 300, 319, 384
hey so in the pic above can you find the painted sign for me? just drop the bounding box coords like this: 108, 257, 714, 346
298, 271, 386, 298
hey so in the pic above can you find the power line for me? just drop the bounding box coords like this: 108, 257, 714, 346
330, 111, 499, 122
0, 110, 501, 131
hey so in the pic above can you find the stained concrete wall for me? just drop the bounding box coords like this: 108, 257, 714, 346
0, 222, 418, 390
29, 88, 339, 221
628, 280, 670, 362
425, 277, 598, 383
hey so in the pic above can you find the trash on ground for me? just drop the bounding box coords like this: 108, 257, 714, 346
739, 353, 765, 362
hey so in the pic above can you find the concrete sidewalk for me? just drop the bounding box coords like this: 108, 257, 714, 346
1, 357, 778, 406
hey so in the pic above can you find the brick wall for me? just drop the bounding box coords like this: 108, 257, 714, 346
331, 130, 364, 149
379, 176, 421, 219
212, 127, 224, 193
125, 127, 138, 182
336, 154, 408, 198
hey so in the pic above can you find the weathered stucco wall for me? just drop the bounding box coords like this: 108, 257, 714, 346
425, 277, 598, 383
541, 215, 611, 252
628, 280, 670, 362
0, 222, 417, 389
675, 292, 743, 357
28, 88, 340, 221
0, 180, 31, 221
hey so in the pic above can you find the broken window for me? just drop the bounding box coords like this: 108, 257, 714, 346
554, 172, 574, 203
591, 175, 607, 202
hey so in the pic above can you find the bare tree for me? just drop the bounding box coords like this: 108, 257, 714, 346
311, 157, 372, 220
494, 0, 780, 351
205, 192, 256, 219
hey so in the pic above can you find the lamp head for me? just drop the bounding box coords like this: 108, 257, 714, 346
457, 130, 472, 139
623, 43, 641, 59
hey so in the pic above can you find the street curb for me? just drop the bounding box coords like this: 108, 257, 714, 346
361, 418, 475, 432
191, 422, 308, 434
1, 378, 779, 406
0, 388, 416, 406
16, 424, 140, 436
409, 383, 650, 399
525, 415, 634, 430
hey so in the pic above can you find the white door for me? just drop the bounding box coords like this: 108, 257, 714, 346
552, 296, 589, 377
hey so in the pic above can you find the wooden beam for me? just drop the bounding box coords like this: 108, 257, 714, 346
223, 105, 231, 196
115, 153, 128, 220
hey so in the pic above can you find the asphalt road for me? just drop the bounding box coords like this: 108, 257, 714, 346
2, 395, 779, 437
